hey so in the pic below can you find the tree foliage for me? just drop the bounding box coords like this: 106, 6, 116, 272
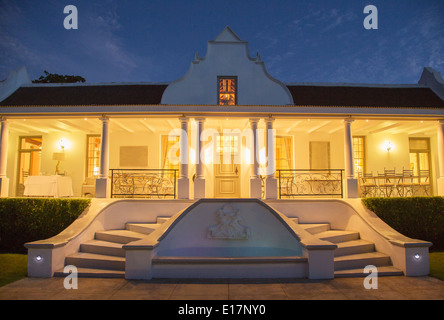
32, 70, 86, 83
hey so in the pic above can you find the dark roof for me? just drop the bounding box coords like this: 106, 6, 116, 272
0, 84, 168, 106
1, 83, 444, 108
286, 85, 444, 108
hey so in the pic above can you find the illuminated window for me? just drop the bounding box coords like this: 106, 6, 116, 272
216, 135, 239, 154
409, 138, 430, 182
218, 76, 237, 106
275, 136, 293, 176
17, 136, 42, 196
353, 136, 365, 176
161, 135, 180, 170
86, 135, 101, 177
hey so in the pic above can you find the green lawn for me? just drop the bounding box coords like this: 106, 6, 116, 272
0, 253, 443, 287
0, 254, 28, 287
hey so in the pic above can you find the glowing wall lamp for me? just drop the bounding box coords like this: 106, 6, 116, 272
383, 141, 393, 152
57, 138, 71, 151
58, 138, 66, 150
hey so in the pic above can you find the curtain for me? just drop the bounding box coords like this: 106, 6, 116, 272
161, 135, 169, 169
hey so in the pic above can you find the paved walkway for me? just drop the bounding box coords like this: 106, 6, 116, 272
0, 276, 443, 300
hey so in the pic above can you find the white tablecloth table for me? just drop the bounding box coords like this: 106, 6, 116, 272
24, 175, 74, 198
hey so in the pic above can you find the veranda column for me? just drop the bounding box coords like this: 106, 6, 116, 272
436, 120, 444, 195
344, 118, 358, 198
265, 117, 278, 199
178, 117, 190, 199
96, 116, 110, 198
249, 118, 261, 198
194, 117, 206, 199
0, 119, 10, 197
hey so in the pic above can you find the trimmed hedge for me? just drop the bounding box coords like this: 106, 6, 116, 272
0, 198, 91, 253
362, 197, 444, 251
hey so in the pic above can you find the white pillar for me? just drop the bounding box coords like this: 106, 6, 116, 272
265, 117, 277, 199
0, 119, 10, 197
249, 118, 261, 198
96, 116, 110, 198
344, 119, 358, 198
194, 117, 206, 199
178, 117, 190, 199
436, 120, 444, 195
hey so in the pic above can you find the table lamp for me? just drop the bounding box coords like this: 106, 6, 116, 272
53, 152, 65, 175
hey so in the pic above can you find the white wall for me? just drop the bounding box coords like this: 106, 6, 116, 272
292, 131, 344, 170
161, 28, 293, 106
366, 133, 410, 174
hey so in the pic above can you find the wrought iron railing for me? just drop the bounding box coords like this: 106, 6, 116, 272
277, 169, 344, 198
110, 169, 178, 199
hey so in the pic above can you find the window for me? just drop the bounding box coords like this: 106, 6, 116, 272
218, 76, 237, 106
215, 134, 240, 165
161, 135, 180, 170
409, 138, 430, 182
353, 136, 366, 176
275, 136, 293, 174
86, 135, 101, 177
216, 135, 239, 155
17, 136, 42, 196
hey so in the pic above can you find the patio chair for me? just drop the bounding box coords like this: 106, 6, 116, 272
82, 176, 97, 197
359, 172, 378, 197
377, 168, 396, 197
418, 170, 431, 196
398, 169, 414, 197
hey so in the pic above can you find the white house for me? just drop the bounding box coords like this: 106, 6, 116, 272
1, 27, 441, 279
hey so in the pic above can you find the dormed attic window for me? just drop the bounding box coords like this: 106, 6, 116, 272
218, 76, 237, 105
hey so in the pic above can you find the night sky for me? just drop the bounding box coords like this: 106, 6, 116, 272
1, 0, 443, 85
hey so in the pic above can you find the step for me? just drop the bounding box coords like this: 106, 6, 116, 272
95, 229, 145, 244
153, 256, 307, 264
289, 217, 299, 224
299, 223, 330, 235
316, 230, 360, 243
80, 240, 125, 257
54, 267, 125, 279
334, 252, 391, 271
65, 252, 126, 271
334, 239, 375, 257
126, 223, 161, 235
157, 217, 170, 224
334, 266, 403, 278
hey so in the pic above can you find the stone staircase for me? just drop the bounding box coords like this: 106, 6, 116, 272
54, 217, 169, 278
54, 215, 402, 279
294, 218, 403, 277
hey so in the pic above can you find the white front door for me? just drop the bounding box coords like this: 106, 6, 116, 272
214, 134, 241, 198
